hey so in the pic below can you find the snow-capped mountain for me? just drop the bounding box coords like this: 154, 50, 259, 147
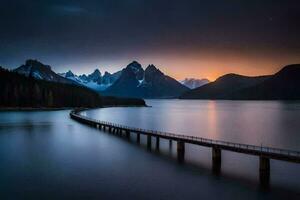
181, 78, 210, 89
14, 59, 75, 84
59, 69, 121, 91
14, 59, 190, 98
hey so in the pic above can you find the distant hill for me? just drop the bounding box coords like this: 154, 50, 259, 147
232, 64, 300, 100
180, 73, 269, 99
180, 64, 300, 100
103, 62, 189, 98
180, 78, 210, 89
0, 68, 145, 108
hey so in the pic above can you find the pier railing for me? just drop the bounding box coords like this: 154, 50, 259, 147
70, 110, 300, 162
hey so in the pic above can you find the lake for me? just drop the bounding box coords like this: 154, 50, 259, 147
0, 100, 299, 199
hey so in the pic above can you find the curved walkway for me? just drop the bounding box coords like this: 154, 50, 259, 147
70, 108, 300, 163
70, 108, 300, 186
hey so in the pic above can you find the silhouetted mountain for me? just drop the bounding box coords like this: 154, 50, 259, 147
233, 64, 300, 100
180, 64, 300, 100
14, 59, 75, 84
126, 61, 144, 80
104, 62, 189, 98
181, 78, 210, 89
0, 68, 145, 108
141, 64, 189, 98
180, 73, 270, 99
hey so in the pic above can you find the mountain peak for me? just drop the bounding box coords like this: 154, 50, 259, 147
126, 61, 144, 80
88, 69, 101, 81
103, 71, 111, 76
215, 73, 247, 82
126, 61, 142, 70
145, 64, 163, 76
146, 64, 157, 70
25, 59, 51, 70
65, 70, 75, 77
14, 59, 75, 84
128, 60, 140, 65
91, 69, 101, 75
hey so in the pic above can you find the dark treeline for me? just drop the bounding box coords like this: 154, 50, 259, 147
0, 68, 145, 108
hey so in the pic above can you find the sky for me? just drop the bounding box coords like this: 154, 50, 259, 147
1, 0, 300, 81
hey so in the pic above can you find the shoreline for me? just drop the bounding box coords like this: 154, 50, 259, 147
0, 107, 73, 111
0, 104, 149, 112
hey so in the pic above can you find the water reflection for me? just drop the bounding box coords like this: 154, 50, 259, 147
0, 104, 299, 199
85, 100, 300, 191
207, 100, 218, 139
85, 100, 300, 150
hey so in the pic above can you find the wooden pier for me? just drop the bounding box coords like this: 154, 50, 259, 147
70, 109, 300, 187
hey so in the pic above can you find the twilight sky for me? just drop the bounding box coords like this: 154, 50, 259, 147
1, 0, 300, 80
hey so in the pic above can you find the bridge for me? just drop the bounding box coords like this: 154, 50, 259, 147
70, 108, 300, 187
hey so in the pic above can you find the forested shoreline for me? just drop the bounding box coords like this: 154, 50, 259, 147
0, 68, 145, 108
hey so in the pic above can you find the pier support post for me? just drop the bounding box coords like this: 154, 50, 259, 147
147, 135, 152, 149
137, 133, 140, 143
156, 136, 160, 150
212, 147, 221, 174
126, 130, 130, 139
177, 141, 185, 162
109, 127, 112, 133
259, 156, 270, 188
169, 140, 172, 149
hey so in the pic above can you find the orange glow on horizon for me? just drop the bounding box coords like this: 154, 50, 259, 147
140, 51, 300, 81
62, 50, 300, 82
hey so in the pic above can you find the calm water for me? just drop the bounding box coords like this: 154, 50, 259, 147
0, 100, 300, 199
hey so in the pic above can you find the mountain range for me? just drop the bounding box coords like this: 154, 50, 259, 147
102, 62, 189, 98
12, 59, 300, 100
13, 59, 190, 98
0, 67, 145, 108
60, 61, 189, 98
180, 64, 300, 100
58, 69, 121, 91
180, 78, 210, 89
